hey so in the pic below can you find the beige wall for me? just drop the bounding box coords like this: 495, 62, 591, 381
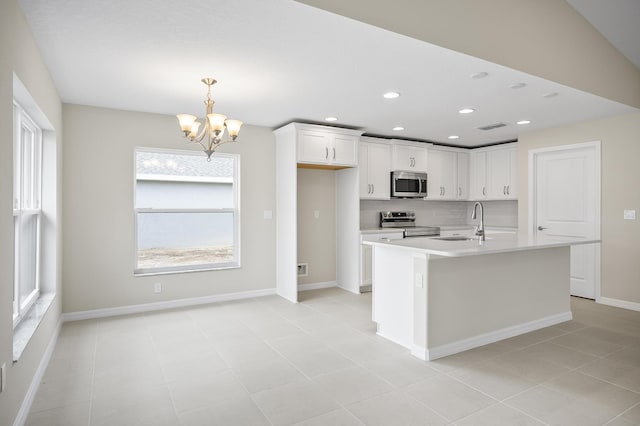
0, 0, 63, 424
518, 111, 640, 305
297, 0, 640, 109
297, 169, 337, 285
62, 105, 276, 312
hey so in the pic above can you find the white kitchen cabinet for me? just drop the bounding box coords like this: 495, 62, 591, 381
360, 231, 404, 288
274, 122, 364, 303
486, 144, 518, 199
392, 142, 428, 172
426, 148, 468, 200
426, 148, 457, 199
297, 126, 359, 167
457, 151, 469, 200
359, 140, 391, 200
470, 150, 487, 199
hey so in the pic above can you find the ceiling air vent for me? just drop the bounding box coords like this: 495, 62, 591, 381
477, 123, 507, 131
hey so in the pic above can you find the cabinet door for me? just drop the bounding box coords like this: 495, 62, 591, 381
427, 149, 457, 199
393, 144, 428, 172
411, 147, 428, 172
368, 143, 391, 200
470, 151, 486, 199
297, 130, 330, 164
331, 134, 358, 166
361, 244, 372, 286
486, 148, 510, 199
507, 147, 518, 198
359, 143, 371, 198
457, 151, 469, 200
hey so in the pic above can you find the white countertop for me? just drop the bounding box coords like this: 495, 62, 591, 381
363, 232, 599, 257
360, 228, 406, 235
360, 226, 517, 235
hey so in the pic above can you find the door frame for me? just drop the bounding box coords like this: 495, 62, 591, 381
528, 140, 601, 301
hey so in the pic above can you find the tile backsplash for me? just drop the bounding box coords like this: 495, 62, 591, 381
360, 199, 518, 229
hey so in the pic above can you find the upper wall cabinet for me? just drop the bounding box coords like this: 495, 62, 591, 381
360, 138, 391, 200
470, 143, 518, 200
426, 148, 457, 200
392, 141, 429, 172
486, 144, 518, 199
457, 151, 470, 200
296, 124, 361, 168
470, 151, 487, 199
426, 147, 469, 200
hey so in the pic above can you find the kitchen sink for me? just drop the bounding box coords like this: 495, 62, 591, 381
431, 236, 477, 241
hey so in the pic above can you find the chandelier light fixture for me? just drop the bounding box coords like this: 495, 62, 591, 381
176, 77, 243, 161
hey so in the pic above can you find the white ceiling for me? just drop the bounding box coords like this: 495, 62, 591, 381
17, 0, 638, 147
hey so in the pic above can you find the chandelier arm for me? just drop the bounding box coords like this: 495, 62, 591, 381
194, 125, 208, 143
194, 139, 208, 151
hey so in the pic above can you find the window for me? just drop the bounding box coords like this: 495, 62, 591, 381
13, 102, 42, 327
134, 148, 240, 275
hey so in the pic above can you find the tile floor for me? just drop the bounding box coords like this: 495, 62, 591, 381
26, 288, 640, 426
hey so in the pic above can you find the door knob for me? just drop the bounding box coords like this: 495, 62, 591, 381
537, 226, 547, 231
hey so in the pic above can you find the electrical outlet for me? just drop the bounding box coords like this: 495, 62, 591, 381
314, 210, 320, 219
623, 209, 636, 220
297, 263, 308, 276
154, 282, 162, 293
1, 362, 6, 392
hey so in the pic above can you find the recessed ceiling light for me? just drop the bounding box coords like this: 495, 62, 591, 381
383, 92, 400, 99
510, 83, 527, 89
458, 108, 475, 114
517, 120, 532, 125
392, 126, 404, 131
448, 135, 460, 139
543, 92, 559, 98
324, 116, 338, 122
471, 72, 488, 79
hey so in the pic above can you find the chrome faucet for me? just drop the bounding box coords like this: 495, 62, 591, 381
472, 201, 485, 241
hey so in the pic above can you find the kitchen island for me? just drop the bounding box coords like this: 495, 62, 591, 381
363, 233, 599, 360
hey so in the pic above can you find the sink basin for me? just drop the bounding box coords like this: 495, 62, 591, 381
431, 236, 476, 241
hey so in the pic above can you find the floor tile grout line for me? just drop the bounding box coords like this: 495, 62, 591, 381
452, 400, 553, 426
86, 319, 99, 426
604, 401, 640, 425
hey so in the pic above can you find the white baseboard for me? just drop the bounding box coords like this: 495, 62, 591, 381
62, 288, 277, 322
336, 284, 362, 295
298, 281, 337, 292
598, 297, 640, 312
13, 318, 63, 426
412, 311, 573, 361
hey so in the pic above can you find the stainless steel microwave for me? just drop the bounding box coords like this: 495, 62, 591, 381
390, 171, 428, 198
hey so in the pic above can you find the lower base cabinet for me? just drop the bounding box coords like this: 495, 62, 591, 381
360, 231, 404, 290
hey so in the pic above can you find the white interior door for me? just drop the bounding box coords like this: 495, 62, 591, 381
531, 142, 600, 299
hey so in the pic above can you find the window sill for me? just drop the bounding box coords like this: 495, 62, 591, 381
134, 263, 240, 277
13, 293, 56, 362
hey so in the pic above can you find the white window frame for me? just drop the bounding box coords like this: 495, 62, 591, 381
133, 147, 241, 276
13, 101, 43, 327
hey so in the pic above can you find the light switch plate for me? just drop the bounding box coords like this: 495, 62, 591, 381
623, 210, 636, 220
263, 210, 272, 220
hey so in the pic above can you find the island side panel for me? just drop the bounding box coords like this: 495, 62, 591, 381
425, 246, 571, 359
371, 245, 420, 348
